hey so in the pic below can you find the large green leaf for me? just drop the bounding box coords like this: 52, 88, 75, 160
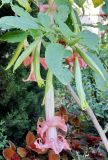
75, 57, 88, 110
76, 47, 105, 80
54, 5, 70, 23
13, 41, 37, 71
89, 53, 108, 91
58, 21, 74, 39
0, 30, 28, 43
74, 0, 86, 7
11, 5, 34, 20
6, 41, 24, 70
78, 30, 99, 50
92, 0, 103, 7
45, 43, 73, 85
0, 16, 39, 30
37, 12, 51, 28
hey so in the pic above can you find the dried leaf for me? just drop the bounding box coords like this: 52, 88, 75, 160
26, 131, 36, 146
71, 140, 81, 151
86, 134, 101, 146
8, 141, 16, 151
89, 151, 104, 160
48, 150, 59, 160
56, 106, 68, 122
69, 115, 80, 127
17, 147, 27, 158
3, 148, 16, 160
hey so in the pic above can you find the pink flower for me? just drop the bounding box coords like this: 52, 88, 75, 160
23, 56, 33, 67
40, 58, 47, 70
39, 4, 49, 13
34, 135, 70, 154
23, 56, 47, 82
66, 51, 87, 69
37, 116, 67, 138
23, 66, 36, 82
23, 56, 47, 70
34, 116, 70, 154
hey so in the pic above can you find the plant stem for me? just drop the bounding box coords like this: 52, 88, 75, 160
66, 84, 108, 152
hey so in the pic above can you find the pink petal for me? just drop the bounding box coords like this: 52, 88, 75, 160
39, 4, 49, 12
78, 57, 87, 69
37, 116, 67, 138
40, 58, 48, 70
23, 68, 36, 82
23, 56, 33, 67
34, 135, 70, 154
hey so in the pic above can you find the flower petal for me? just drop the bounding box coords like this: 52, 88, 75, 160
37, 116, 67, 138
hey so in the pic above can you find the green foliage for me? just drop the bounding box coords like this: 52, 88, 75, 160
78, 30, 99, 50
0, 30, 28, 43
13, 41, 37, 71
0, 16, 38, 30
75, 57, 88, 110
102, 0, 108, 14
0, 64, 44, 145
54, 5, 70, 23
74, 0, 86, 7
45, 43, 73, 85
76, 47, 105, 80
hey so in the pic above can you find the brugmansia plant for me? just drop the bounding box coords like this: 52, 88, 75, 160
1, 0, 108, 159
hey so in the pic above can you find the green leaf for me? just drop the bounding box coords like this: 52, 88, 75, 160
29, 29, 42, 39
6, 41, 24, 70
38, 12, 51, 28
55, 0, 70, 6
98, 23, 108, 31
54, 5, 70, 23
75, 57, 88, 110
89, 53, 108, 91
45, 43, 73, 85
16, 0, 32, 12
11, 5, 33, 20
1, 0, 10, 4
78, 30, 99, 50
0, 16, 39, 30
76, 47, 105, 80
102, 0, 108, 14
92, 0, 103, 7
58, 21, 74, 39
0, 30, 28, 43
74, 0, 86, 7
13, 41, 37, 71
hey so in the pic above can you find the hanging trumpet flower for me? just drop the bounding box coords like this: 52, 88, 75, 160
34, 70, 70, 154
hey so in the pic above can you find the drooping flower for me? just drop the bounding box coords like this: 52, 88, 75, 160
23, 56, 47, 82
23, 64, 36, 82
34, 134, 70, 155
34, 116, 70, 154
66, 51, 87, 69
37, 116, 67, 139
